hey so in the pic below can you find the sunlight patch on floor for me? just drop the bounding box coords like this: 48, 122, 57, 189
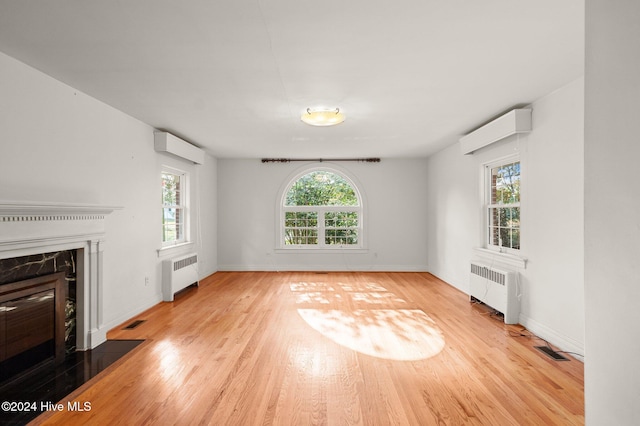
297, 309, 445, 361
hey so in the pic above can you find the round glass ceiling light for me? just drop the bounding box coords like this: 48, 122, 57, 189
301, 107, 345, 127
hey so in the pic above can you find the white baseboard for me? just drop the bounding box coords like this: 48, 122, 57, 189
519, 315, 585, 361
217, 264, 429, 272
428, 269, 468, 294
93, 292, 164, 347
199, 266, 218, 280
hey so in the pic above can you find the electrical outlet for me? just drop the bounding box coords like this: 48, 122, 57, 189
144, 276, 149, 286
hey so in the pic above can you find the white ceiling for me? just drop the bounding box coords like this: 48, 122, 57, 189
0, 1, 584, 159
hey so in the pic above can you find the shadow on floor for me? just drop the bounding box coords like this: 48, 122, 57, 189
0, 340, 144, 425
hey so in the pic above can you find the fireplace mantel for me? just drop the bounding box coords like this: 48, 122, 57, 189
0, 200, 122, 350
0, 200, 120, 216
0, 201, 121, 255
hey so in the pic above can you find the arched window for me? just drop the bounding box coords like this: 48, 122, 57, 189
280, 168, 363, 249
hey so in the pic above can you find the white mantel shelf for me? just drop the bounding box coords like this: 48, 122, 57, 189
0, 200, 122, 252
0, 200, 122, 217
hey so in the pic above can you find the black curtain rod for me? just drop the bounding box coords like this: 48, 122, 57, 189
261, 158, 380, 163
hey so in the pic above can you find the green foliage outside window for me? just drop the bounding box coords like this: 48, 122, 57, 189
489, 162, 520, 250
284, 171, 360, 246
162, 172, 183, 243
285, 171, 358, 206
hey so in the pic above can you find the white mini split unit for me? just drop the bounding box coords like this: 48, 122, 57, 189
460, 108, 532, 155
154, 131, 205, 164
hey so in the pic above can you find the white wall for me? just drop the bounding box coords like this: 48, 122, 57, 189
217, 159, 429, 271
0, 51, 218, 333
195, 155, 218, 279
585, 1, 640, 424
426, 77, 585, 355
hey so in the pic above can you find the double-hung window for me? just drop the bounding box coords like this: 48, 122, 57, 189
161, 169, 188, 246
282, 170, 362, 249
486, 158, 520, 251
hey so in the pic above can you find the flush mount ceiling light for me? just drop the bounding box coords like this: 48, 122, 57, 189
301, 107, 345, 127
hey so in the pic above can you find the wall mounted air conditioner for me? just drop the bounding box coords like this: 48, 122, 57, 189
154, 131, 205, 164
469, 262, 520, 324
460, 108, 532, 155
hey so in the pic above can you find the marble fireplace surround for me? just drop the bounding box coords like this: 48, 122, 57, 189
0, 201, 121, 351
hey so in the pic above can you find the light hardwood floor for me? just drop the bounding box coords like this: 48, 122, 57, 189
33, 272, 584, 425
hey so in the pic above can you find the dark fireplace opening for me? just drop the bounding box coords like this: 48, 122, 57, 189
0, 251, 77, 385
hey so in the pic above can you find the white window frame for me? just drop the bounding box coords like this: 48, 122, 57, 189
278, 166, 365, 251
483, 155, 521, 254
161, 166, 190, 248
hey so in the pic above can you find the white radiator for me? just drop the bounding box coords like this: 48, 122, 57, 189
162, 253, 199, 301
469, 262, 519, 324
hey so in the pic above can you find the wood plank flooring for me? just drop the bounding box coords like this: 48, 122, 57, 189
32, 272, 584, 425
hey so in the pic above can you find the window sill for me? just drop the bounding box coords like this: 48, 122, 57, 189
275, 247, 368, 254
157, 241, 195, 257
473, 247, 527, 269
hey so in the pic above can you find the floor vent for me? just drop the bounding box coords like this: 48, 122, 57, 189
535, 345, 569, 361
123, 320, 146, 330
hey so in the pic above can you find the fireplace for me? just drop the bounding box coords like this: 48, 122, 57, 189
0, 201, 120, 365
0, 272, 67, 381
